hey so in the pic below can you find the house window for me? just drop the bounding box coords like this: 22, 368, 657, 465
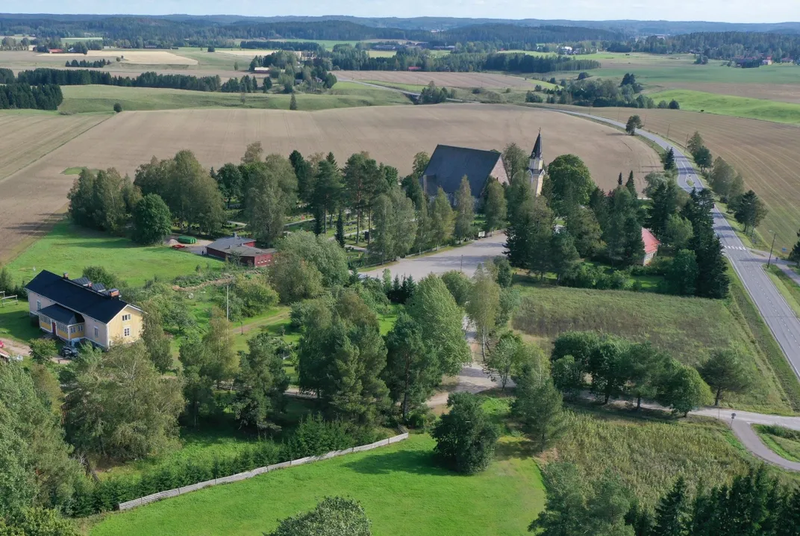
36, 300, 41, 311
94, 326, 99, 339
122, 314, 131, 322
123, 327, 131, 337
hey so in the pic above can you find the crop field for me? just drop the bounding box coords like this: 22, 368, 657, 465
584, 107, 800, 252
511, 284, 793, 414
40, 50, 198, 65
58, 83, 412, 114
0, 103, 660, 262
338, 70, 541, 88
88, 434, 545, 536
656, 82, 800, 105
646, 89, 800, 124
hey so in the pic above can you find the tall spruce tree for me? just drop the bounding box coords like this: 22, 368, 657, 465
652, 477, 690, 536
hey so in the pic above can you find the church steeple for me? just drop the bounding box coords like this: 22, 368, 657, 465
528, 130, 544, 196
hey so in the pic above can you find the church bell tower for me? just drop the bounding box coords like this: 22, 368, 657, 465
528, 130, 544, 196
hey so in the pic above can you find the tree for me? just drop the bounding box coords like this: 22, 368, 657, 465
369, 186, 417, 263
241, 141, 264, 165
506, 195, 554, 275
141, 303, 172, 373
791, 230, 800, 265
513, 372, 566, 450
242, 154, 298, 246
29, 339, 57, 365
699, 349, 752, 406
0, 362, 82, 516
407, 275, 470, 376
335, 210, 345, 247
626, 115, 643, 135
687, 132, 705, 156
734, 190, 768, 235
466, 266, 501, 360
665, 249, 699, 296
440, 270, 472, 308
588, 337, 632, 404
656, 361, 712, 416
663, 214, 694, 250
485, 332, 523, 391
652, 477, 690, 536
626, 170, 637, 198
65, 343, 184, 460
502, 143, 528, 183
384, 313, 439, 421
546, 154, 594, 216
232, 333, 289, 437
432, 392, 499, 474
453, 177, 475, 242
483, 178, 507, 234
694, 146, 713, 172
649, 179, 682, 239
430, 187, 454, 248
669, 99, 680, 110
277, 231, 349, 288
203, 308, 239, 387
269, 251, 324, 304
549, 230, 580, 282
132, 193, 172, 245
113, 102, 122, 113
289, 93, 298, 110
266, 497, 372, 536
566, 206, 603, 258
215, 163, 243, 207
662, 148, 677, 172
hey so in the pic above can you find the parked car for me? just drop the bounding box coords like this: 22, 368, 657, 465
59, 345, 79, 359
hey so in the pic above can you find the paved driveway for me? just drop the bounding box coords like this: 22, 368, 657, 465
362, 233, 507, 280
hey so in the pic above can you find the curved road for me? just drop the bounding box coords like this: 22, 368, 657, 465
565, 111, 800, 380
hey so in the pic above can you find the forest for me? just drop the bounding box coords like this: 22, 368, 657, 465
608, 32, 800, 60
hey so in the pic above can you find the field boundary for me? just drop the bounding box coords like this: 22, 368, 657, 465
117, 432, 410, 511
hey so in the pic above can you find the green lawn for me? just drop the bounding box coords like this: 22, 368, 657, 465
5, 220, 221, 288
0, 300, 39, 342
766, 265, 800, 317
58, 83, 412, 114
511, 284, 793, 413
88, 434, 545, 536
647, 89, 800, 124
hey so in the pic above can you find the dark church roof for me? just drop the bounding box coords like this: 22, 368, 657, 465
25, 270, 131, 323
531, 132, 542, 159
420, 145, 503, 197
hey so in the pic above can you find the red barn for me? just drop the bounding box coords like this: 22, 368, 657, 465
206, 234, 275, 267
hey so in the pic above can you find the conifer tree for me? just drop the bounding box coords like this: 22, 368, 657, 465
652, 477, 689, 536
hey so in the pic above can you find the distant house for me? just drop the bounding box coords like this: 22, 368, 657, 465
641, 228, 661, 266
206, 234, 275, 267
407, 66, 422, 71
47, 48, 64, 54
763, 56, 774, 66
558, 46, 573, 55
420, 132, 545, 203
25, 270, 143, 349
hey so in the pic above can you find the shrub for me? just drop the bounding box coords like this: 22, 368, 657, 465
113, 102, 122, 113
432, 392, 499, 474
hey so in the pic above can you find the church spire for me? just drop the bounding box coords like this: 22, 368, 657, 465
531, 129, 542, 159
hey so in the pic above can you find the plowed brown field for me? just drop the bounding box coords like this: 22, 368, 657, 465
0, 104, 661, 261
588, 107, 800, 252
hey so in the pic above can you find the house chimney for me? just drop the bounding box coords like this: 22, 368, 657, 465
109, 289, 120, 298
63, 272, 69, 279
233, 232, 238, 238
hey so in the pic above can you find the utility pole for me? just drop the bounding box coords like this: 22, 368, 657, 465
226, 284, 230, 321
666, 124, 671, 140
767, 231, 778, 268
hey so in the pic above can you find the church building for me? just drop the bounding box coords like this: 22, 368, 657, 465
420, 132, 545, 203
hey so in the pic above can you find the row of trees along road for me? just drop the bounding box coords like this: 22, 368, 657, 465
503, 149, 729, 299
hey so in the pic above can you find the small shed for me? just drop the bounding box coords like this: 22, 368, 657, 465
206, 234, 275, 267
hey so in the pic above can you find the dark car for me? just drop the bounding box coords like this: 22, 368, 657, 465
59, 345, 79, 359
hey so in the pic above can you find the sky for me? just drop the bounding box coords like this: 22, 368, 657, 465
3, 0, 800, 23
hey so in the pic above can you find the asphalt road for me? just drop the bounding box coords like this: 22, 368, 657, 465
565, 110, 800, 381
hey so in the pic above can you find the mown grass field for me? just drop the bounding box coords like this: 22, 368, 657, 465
646, 89, 800, 124
88, 434, 545, 536
5, 219, 221, 287
58, 83, 412, 114
511, 284, 793, 413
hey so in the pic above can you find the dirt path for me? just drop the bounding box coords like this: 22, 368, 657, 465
0, 337, 30, 357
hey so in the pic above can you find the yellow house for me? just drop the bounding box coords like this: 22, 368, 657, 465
25, 270, 143, 349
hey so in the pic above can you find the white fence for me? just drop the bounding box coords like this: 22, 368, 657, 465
118, 432, 409, 511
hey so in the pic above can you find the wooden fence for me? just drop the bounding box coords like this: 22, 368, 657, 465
118, 432, 410, 511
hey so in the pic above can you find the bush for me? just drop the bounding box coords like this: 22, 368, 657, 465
432, 392, 499, 474
267, 497, 372, 536
113, 102, 122, 113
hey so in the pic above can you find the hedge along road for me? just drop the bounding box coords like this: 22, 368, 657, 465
564, 110, 800, 383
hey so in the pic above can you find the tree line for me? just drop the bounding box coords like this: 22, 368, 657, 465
17, 68, 224, 92
0, 82, 63, 111
611, 31, 800, 61
64, 58, 111, 68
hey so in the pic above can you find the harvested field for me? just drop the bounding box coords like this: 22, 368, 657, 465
0, 112, 108, 182
0, 104, 660, 262
338, 70, 538, 88
37, 50, 198, 66
584, 107, 800, 252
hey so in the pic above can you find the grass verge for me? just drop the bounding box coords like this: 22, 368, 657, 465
753, 425, 800, 463
511, 282, 792, 413
87, 434, 545, 536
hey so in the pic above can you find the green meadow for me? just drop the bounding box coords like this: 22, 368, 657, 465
647, 89, 800, 124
